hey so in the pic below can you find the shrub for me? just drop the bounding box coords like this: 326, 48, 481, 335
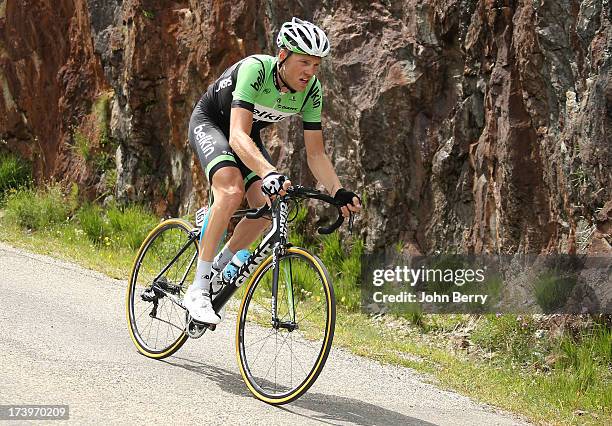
554, 326, 612, 392
470, 314, 539, 365
533, 271, 576, 313
4, 185, 69, 230
0, 153, 31, 197
107, 203, 157, 250
76, 203, 111, 244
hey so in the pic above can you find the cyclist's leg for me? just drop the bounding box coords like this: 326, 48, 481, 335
215, 133, 272, 255
227, 180, 269, 250
188, 107, 245, 261
186, 107, 245, 323
202, 168, 245, 261
186, 169, 244, 324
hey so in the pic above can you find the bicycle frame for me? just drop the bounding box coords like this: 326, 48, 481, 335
212, 196, 290, 326
149, 185, 345, 329
150, 196, 290, 326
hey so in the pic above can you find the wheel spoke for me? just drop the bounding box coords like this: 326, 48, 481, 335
127, 221, 195, 356
238, 250, 335, 401
244, 327, 277, 349
296, 301, 326, 325
286, 335, 309, 377
248, 329, 277, 374
289, 333, 321, 352
259, 330, 291, 386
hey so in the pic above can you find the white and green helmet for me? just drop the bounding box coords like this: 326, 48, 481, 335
276, 17, 330, 57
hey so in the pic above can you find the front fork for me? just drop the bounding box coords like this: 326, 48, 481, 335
270, 243, 298, 331
270, 198, 297, 331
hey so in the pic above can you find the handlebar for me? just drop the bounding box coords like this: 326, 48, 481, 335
243, 185, 346, 234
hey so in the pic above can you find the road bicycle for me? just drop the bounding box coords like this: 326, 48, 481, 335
126, 185, 350, 404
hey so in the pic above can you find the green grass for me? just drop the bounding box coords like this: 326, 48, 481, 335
553, 326, 612, 399
92, 90, 112, 133
4, 185, 70, 230
0, 185, 610, 425
91, 90, 117, 174
317, 232, 363, 310
287, 204, 364, 311
65, 91, 117, 177
0, 220, 136, 279
0, 152, 31, 199
460, 314, 611, 423
332, 311, 610, 425
106, 203, 157, 250
2, 185, 160, 269
471, 314, 542, 365
76, 203, 111, 244
533, 271, 577, 312
72, 128, 92, 162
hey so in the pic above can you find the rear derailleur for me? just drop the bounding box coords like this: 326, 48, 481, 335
140, 276, 179, 318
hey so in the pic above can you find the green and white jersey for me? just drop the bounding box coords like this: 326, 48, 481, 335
198, 55, 323, 136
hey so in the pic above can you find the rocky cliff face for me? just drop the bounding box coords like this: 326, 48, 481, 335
1, 0, 610, 255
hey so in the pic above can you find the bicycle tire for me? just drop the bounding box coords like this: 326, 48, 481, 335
236, 247, 336, 404
126, 218, 196, 358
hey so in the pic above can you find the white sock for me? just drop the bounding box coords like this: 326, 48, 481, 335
192, 259, 213, 292
213, 243, 235, 272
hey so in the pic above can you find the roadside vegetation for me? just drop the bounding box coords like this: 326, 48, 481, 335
0, 152, 31, 196
0, 153, 609, 425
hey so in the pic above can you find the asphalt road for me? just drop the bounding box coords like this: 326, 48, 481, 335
0, 242, 529, 425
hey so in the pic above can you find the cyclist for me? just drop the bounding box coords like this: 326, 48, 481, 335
184, 17, 361, 324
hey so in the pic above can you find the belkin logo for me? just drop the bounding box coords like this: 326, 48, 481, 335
194, 124, 215, 158
253, 108, 285, 122
250, 68, 265, 91
311, 85, 321, 108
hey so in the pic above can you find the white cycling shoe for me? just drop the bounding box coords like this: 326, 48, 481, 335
183, 285, 220, 325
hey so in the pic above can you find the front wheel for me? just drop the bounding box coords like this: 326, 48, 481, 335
236, 247, 336, 404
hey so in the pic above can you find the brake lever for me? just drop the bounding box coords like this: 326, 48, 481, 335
245, 204, 270, 219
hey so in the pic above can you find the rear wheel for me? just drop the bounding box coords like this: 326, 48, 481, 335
126, 218, 198, 358
236, 247, 336, 404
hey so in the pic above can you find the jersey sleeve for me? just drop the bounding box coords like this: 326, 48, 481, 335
301, 78, 323, 130
231, 57, 266, 112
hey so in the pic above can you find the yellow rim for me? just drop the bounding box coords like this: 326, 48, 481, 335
126, 218, 193, 358
235, 247, 333, 403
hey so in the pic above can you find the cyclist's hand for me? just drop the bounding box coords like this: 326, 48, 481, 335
334, 188, 362, 218
262, 172, 291, 206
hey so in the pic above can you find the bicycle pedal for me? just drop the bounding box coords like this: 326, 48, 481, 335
191, 317, 217, 331
186, 316, 207, 339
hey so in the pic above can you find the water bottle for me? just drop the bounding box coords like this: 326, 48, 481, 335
213, 249, 249, 322
223, 249, 251, 281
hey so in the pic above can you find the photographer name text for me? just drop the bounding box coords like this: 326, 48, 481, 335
372, 291, 488, 304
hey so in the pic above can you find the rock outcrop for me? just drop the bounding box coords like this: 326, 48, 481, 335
1, 0, 610, 255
